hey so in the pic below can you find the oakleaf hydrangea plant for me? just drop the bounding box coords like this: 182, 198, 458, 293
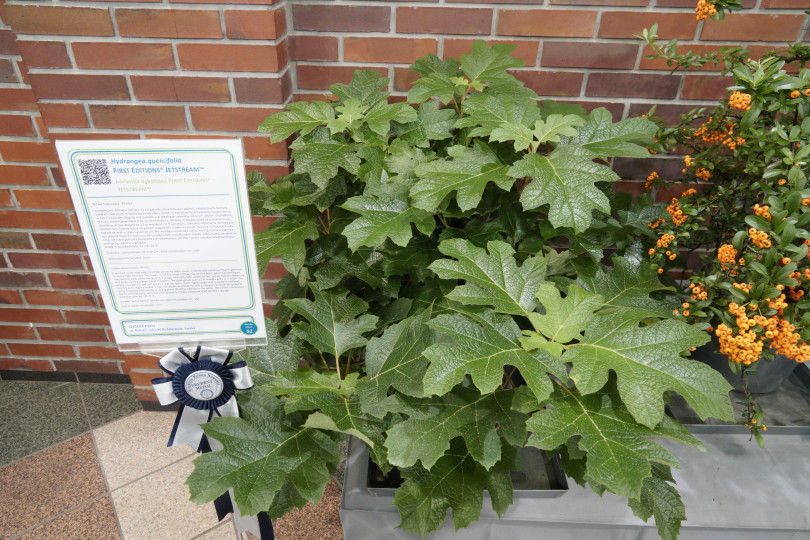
185, 41, 735, 539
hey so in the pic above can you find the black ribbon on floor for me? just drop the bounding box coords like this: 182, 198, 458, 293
151, 346, 274, 539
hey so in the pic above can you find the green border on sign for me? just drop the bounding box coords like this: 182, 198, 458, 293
121, 315, 257, 337
66, 148, 256, 316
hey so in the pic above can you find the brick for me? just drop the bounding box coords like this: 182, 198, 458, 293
761, 0, 809, 6
8, 252, 83, 270
294, 5, 389, 32
63, 309, 110, 326
551, 0, 646, 4
0, 271, 47, 287
4, 6, 114, 36
0, 325, 37, 340
234, 75, 291, 104
586, 73, 680, 99
0, 189, 13, 207
178, 43, 286, 72
444, 39, 538, 66
0, 88, 38, 111
17, 41, 71, 68
134, 386, 158, 401
0, 115, 35, 137
14, 190, 74, 210
90, 105, 187, 130
628, 103, 697, 125
51, 133, 140, 141
0, 59, 16, 83
0, 30, 18, 55
345, 37, 437, 64
38, 326, 108, 342
498, 10, 596, 37
78, 346, 125, 360
512, 70, 583, 97
29, 74, 129, 100
0, 290, 23, 304
0, 165, 50, 186
33, 234, 87, 252
397, 7, 490, 34
8, 343, 75, 357
297, 65, 388, 90
393, 67, 420, 92
0, 359, 56, 371
129, 370, 162, 387
225, 8, 285, 39
24, 290, 96, 307
243, 137, 288, 160
37, 103, 87, 129
54, 360, 120, 373
131, 76, 230, 103
599, 12, 696, 39
613, 156, 684, 180
169, 0, 280, 4
0, 210, 70, 230
542, 42, 638, 69
116, 9, 222, 39
262, 261, 288, 280
73, 42, 175, 70
0, 232, 32, 249
701, 14, 804, 42
48, 273, 98, 290
0, 307, 63, 323
0, 141, 58, 163
681, 75, 732, 101
289, 35, 338, 62
121, 354, 164, 372
190, 106, 280, 132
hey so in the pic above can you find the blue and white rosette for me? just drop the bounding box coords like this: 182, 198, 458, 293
152, 346, 273, 539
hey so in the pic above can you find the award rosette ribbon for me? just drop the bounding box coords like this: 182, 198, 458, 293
151, 346, 274, 539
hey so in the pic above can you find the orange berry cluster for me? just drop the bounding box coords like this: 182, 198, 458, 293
695, 167, 712, 181
692, 123, 743, 150
689, 282, 708, 300
716, 321, 763, 365
648, 217, 666, 229
656, 233, 675, 249
695, 0, 717, 20
753, 203, 771, 219
666, 198, 688, 226
645, 171, 659, 190
717, 243, 738, 266
733, 282, 753, 293
729, 91, 751, 111
802, 197, 810, 206
748, 228, 772, 249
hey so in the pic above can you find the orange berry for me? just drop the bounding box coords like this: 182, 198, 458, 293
791, 90, 800, 98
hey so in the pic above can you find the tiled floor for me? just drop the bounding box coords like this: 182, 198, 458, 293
0, 378, 344, 540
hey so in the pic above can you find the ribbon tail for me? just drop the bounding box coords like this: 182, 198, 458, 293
230, 489, 274, 540
168, 405, 211, 451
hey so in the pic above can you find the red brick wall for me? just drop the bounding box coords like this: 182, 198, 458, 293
0, 0, 807, 399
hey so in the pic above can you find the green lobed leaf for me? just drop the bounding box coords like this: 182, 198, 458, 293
422, 308, 568, 401
509, 146, 616, 233
560, 107, 657, 158
285, 285, 379, 359
254, 216, 318, 276
394, 101, 457, 148
356, 309, 437, 418
187, 389, 339, 516
330, 70, 390, 109
262, 174, 347, 213
455, 93, 541, 138
412, 143, 513, 212
385, 385, 527, 470
526, 382, 704, 500
289, 128, 360, 188
259, 101, 335, 143
394, 440, 519, 536
460, 40, 524, 83
411, 54, 461, 78
363, 101, 418, 137
314, 240, 401, 296
564, 310, 734, 429
236, 318, 301, 385
575, 253, 678, 318
531, 114, 586, 144
522, 284, 604, 357
407, 73, 457, 105
489, 122, 535, 152
340, 193, 435, 251
628, 464, 685, 540
428, 239, 546, 317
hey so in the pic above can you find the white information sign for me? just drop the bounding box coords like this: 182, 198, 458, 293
56, 139, 267, 352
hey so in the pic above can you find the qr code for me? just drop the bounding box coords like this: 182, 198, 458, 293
78, 158, 111, 185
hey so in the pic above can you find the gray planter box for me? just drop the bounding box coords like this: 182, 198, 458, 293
339, 428, 810, 539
